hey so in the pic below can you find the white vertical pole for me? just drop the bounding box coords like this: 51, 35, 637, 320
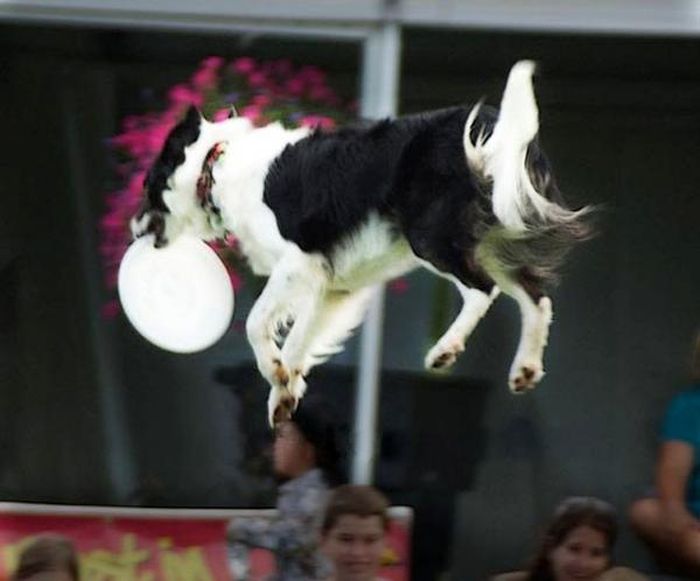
351, 21, 401, 485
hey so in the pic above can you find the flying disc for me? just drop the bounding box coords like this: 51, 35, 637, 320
118, 234, 234, 353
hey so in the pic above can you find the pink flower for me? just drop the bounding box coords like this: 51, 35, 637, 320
201, 56, 224, 70
299, 115, 335, 129
286, 78, 305, 96
127, 171, 147, 198
232, 57, 256, 75
191, 56, 223, 90
309, 86, 335, 102
298, 66, 325, 85
272, 59, 293, 75
147, 123, 173, 153
248, 71, 268, 89
100, 212, 125, 229
123, 115, 141, 131
241, 104, 262, 121
252, 94, 271, 107
213, 107, 231, 122
168, 84, 203, 107
191, 67, 218, 91
110, 128, 155, 158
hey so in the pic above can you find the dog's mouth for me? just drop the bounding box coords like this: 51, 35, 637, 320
132, 206, 168, 248
146, 212, 168, 247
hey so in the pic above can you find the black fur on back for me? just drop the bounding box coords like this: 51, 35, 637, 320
263, 114, 425, 253
263, 107, 498, 290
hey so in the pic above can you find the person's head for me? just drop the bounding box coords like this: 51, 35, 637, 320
273, 400, 342, 483
321, 485, 389, 581
12, 534, 79, 581
527, 497, 618, 581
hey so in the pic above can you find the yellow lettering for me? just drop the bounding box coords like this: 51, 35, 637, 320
3, 537, 37, 575
157, 538, 173, 551
82, 534, 152, 581
160, 547, 214, 581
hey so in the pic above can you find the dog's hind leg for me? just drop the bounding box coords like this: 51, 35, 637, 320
425, 282, 500, 371
481, 261, 552, 392
506, 282, 552, 393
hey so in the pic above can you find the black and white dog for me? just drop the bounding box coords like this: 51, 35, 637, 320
131, 61, 591, 425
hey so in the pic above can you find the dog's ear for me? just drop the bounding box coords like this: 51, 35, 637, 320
228, 105, 239, 119
184, 104, 201, 125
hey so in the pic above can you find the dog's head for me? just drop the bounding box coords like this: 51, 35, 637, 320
131, 105, 252, 247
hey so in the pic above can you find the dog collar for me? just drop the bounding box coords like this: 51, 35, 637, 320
196, 141, 228, 216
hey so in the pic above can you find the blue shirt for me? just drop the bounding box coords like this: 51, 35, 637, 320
661, 385, 700, 517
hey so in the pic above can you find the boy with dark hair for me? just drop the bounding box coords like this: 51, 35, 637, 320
321, 485, 389, 581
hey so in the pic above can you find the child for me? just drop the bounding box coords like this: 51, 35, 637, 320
12, 534, 80, 581
492, 497, 649, 581
320, 485, 389, 581
228, 401, 341, 580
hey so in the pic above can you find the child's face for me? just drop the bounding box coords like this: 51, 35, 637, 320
322, 514, 385, 581
548, 525, 610, 581
272, 420, 315, 478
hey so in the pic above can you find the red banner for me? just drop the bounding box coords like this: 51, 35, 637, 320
0, 504, 411, 581
0, 513, 229, 581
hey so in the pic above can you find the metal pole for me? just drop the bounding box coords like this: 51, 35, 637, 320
351, 21, 401, 485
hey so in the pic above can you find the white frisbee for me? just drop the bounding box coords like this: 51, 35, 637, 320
118, 234, 234, 353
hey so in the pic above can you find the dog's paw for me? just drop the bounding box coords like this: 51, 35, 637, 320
288, 369, 307, 401
258, 356, 288, 388
508, 362, 544, 393
267, 388, 298, 428
425, 339, 464, 371
272, 358, 290, 388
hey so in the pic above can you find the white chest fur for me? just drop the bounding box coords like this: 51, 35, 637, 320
328, 213, 418, 291
212, 123, 309, 275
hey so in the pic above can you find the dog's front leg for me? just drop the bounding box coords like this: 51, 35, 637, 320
278, 253, 330, 409
246, 265, 296, 426
246, 248, 329, 426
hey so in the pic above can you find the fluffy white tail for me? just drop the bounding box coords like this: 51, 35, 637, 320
464, 60, 579, 231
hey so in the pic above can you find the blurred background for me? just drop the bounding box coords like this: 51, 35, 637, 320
1, 1, 699, 579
